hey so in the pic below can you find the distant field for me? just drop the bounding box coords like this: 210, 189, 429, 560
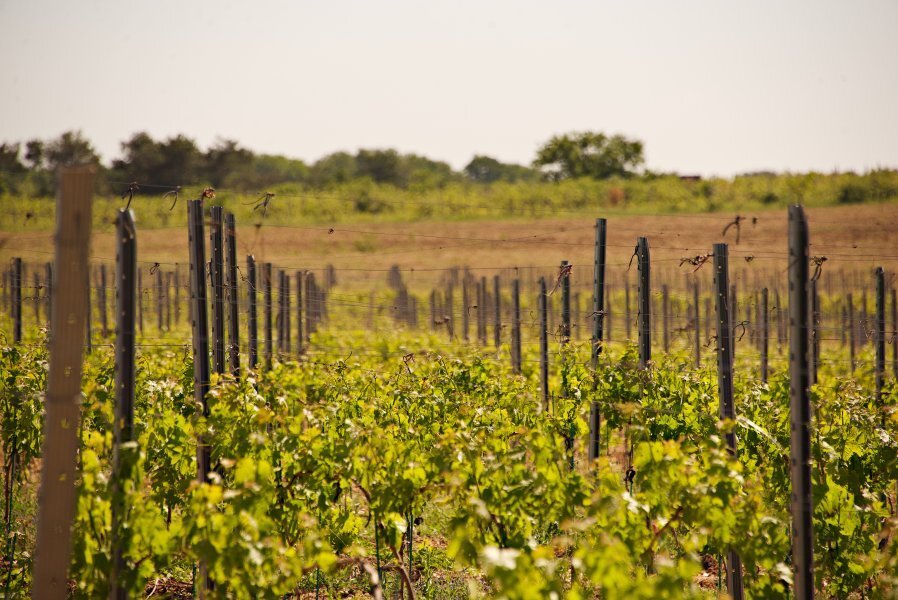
2, 201, 897, 293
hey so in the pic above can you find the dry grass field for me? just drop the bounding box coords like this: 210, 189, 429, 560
2, 202, 897, 293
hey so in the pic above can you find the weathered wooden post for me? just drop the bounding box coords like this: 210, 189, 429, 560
264, 263, 273, 368
892, 288, 898, 380
247, 256, 258, 370
493, 275, 501, 348
560, 260, 571, 344
808, 280, 817, 386
174, 263, 181, 325
137, 268, 144, 335
625, 274, 632, 341
462, 278, 470, 342
295, 271, 304, 354
761, 288, 769, 383
876, 267, 885, 403
12, 258, 22, 343
100, 263, 109, 337
589, 219, 607, 465
693, 281, 701, 368
226, 214, 240, 377
44, 262, 52, 328
187, 195, 214, 596
282, 270, 291, 356
164, 271, 173, 332
713, 243, 745, 600
662, 284, 670, 353
110, 209, 137, 600
848, 293, 856, 372
788, 205, 814, 600
512, 278, 522, 374
209, 206, 226, 375
85, 267, 92, 354
32, 167, 94, 598
539, 277, 549, 412
637, 237, 651, 369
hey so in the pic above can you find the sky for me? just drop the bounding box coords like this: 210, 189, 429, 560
1, 0, 896, 177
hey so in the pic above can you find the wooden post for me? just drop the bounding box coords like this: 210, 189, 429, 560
693, 281, 701, 368
662, 284, 670, 353
539, 277, 549, 412
862, 292, 869, 348
560, 260, 571, 344
164, 271, 172, 332
99, 263, 109, 337
264, 263, 273, 368
1, 269, 7, 317
174, 263, 181, 326
848, 293, 856, 372
476, 278, 485, 345
187, 197, 214, 597
305, 272, 315, 340
462, 278, 470, 342
589, 219, 607, 466
430, 290, 437, 332
295, 271, 304, 354
282, 270, 291, 356
788, 205, 814, 600
155, 267, 163, 333
592, 219, 607, 367
808, 279, 818, 386
44, 262, 52, 328
512, 278, 522, 374
137, 268, 144, 335
729, 283, 737, 359
209, 206, 226, 375
32, 166, 94, 598
605, 283, 612, 349
637, 237, 651, 369
226, 214, 240, 377
444, 285, 454, 340
12, 258, 22, 343
493, 275, 501, 348
247, 256, 258, 370
876, 267, 885, 403
110, 209, 137, 599
32, 271, 40, 324
86, 267, 92, 354
761, 288, 769, 383
276, 270, 284, 353
713, 243, 745, 600
892, 288, 897, 380
625, 275, 632, 341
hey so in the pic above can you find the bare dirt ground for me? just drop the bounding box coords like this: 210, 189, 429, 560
2, 203, 897, 292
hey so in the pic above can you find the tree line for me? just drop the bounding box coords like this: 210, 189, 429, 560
0, 130, 646, 195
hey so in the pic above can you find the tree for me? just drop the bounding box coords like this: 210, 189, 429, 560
402, 153, 456, 188
112, 131, 164, 183
44, 130, 100, 170
309, 152, 357, 187
249, 155, 309, 188
356, 149, 403, 185
156, 135, 203, 187
0, 143, 24, 173
533, 131, 643, 180
24, 140, 44, 169
464, 155, 537, 183
205, 138, 255, 188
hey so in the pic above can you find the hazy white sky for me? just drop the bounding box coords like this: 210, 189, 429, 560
1, 0, 896, 176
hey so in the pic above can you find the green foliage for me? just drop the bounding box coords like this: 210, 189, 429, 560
533, 131, 645, 180
464, 155, 538, 183
2, 322, 898, 597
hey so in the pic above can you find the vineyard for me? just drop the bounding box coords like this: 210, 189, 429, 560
2, 169, 898, 599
